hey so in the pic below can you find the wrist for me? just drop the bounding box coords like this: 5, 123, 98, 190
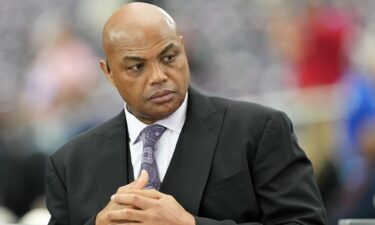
95, 212, 102, 225
183, 212, 196, 225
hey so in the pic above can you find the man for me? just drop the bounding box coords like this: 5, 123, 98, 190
46, 3, 326, 225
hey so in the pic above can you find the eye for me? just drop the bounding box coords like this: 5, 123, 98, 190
127, 63, 144, 72
161, 54, 176, 64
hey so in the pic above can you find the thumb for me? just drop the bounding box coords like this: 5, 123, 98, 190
133, 170, 149, 189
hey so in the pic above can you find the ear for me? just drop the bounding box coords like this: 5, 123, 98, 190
179, 35, 184, 46
100, 59, 115, 86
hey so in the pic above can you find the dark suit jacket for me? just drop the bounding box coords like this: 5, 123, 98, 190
46, 88, 326, 225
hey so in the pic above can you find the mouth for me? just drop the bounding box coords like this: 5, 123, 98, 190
149, 89, 175, 103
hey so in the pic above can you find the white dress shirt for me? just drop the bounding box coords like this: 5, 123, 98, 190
124, 94, 188, 182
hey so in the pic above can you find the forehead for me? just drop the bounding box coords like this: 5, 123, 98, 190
108, 30, 180, 59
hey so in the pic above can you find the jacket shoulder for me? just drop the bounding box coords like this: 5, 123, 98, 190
50, 111, 125, 163
209, 95, 278, 120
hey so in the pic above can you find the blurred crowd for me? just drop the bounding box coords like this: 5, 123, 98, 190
1, 0, 375, 224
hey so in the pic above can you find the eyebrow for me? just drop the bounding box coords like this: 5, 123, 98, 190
159, 43, 178, 56
122, 43, 178, 62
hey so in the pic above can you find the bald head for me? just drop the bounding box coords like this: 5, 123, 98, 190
102, 2, 177, 55
99, 3, 190, 124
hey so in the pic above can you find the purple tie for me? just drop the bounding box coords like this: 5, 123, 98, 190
139, 124, 166, 190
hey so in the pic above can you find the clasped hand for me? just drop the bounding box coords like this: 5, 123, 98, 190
96, 170, 195, 225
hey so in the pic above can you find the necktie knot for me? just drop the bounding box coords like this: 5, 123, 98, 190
140, 124, 166, 147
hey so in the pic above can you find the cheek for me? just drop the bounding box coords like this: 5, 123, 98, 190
113, 76, 139, 103
172, 59, 190, 87
175, 57, 188, 71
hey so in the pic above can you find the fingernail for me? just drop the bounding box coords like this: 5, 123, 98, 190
111, 195, 115, 200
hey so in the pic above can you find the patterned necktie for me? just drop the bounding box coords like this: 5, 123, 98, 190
139, 124, 166, 190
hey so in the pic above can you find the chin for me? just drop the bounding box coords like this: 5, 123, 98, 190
145, 97, 183, 119
154, 104, 178, 118
157, 108, 176, 118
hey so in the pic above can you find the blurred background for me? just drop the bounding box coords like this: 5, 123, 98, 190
1, 0, 375, 224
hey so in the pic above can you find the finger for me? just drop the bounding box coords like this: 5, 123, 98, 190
116, 170, 148, 194
109, 223, 140, 225
124, 189, 162, 199
110, 201, 136, 210
107, 208, 145, 222
116, 182, 137, 194
133, 170, 148, 189
112, 193, 157, 209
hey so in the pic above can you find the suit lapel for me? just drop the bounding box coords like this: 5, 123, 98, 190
160, 89, 226, 215
92, 111, 130, 208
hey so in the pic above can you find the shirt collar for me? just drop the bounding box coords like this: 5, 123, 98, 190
124, 93, 188, 144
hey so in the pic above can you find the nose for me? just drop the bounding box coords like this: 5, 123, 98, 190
149, 63, 168, 85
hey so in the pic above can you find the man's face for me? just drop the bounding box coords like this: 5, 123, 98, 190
103, 30, 190, 124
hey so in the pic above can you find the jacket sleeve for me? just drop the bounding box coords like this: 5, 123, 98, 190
45, 156, 96, 225
195, 217, 262, 225
46, 156, 69, 225
195, 111, 326, 225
